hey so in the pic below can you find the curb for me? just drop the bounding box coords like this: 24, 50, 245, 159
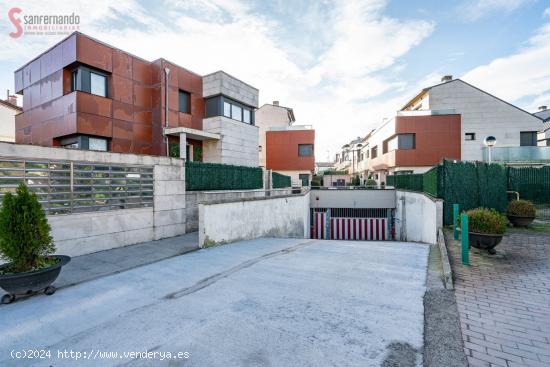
437, 228, 454, 290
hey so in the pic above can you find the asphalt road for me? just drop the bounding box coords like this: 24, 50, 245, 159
0, 238, 429, 367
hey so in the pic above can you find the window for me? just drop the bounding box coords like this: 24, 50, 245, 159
371, 146, 378, 159
231, 104, 242, 120
258, 145, 262, 152
60, 135, 109, 152
89, 137, 108, 151
520, 131, 537, 146
465, 133, 476, 141
223, 102, 231, 118
205, 95, 255, 125
395, 170, 413, 175
71, 66, 108, 97
243, 109, 251, 124
90, 72, 107, 97
398, 133, 415, 150
299, 174, 310, 187
298, 144, 314, 157
179, 90, 191, 113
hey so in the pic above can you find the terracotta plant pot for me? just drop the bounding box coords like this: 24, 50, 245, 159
468, 232, 503, 255
506, 215, 535, 227
0, 255, 71, 304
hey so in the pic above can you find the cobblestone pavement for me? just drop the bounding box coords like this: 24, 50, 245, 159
446, 231, 550, 367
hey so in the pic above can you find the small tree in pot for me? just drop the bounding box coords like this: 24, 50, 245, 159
0, 183, 70, 304
506, 200, 536, 227
465, 208, 507, 255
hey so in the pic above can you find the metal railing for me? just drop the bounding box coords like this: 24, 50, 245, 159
0, 158, 154, 215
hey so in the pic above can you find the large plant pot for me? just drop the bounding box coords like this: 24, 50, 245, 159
506, 215, 535, 227
468, 232, 503, 255
0, 255, 70, 304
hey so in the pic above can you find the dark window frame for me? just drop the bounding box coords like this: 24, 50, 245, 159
371, 146, 378, 159
520, 131, 537, 146
60, 135, 109, 152
298, 144, 314, 157
204, 95, 255, 125
70, 65, 109, 98
178, 90, 191, 114
398, 133, 416, 150
465, 132, 476, 141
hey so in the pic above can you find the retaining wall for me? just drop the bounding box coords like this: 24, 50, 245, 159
395, 190, 442, 245
199, 192, 309, 246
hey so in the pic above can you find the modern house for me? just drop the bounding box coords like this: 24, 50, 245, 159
13, 32, 259, 167
0, 94, 21, 142
535, 105, 550, 147
364, 76, 544, 182
255, 101, 315, 186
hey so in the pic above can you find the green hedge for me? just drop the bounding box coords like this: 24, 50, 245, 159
272, 172, 291, 188
387, 174, 423, 191
422, 166, 438, 197
508, 166, 550, 204
185, 161, 263, 191
438, 160, 507, 225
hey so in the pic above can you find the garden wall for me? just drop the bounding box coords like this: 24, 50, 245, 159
0, 142, 185, 257
198, 192, 310, 246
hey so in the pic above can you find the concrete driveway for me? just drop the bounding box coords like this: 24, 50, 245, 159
0, 238, 428, 367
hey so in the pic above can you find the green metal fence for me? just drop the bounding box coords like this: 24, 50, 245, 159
387, 161, 550, 224
185, 161, 263, 191
272, 172, 291, 189
507, 166, 550, 204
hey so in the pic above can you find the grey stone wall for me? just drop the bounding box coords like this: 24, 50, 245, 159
202, 116, 259, 167
0, 142, 186, 257
202, 71, 259, 108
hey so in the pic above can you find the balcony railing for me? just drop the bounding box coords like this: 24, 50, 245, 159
482, 146, 550, 163
396, 109, 456, 116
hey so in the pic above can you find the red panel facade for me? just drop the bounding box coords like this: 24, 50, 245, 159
14, 32, 205, 156
265, 129, 315, 171
394, 115, 461, 166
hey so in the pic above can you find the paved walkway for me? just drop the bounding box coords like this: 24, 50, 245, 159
446, 231, 550, 367
0, 239, 429, 366
0, 232, 199, 299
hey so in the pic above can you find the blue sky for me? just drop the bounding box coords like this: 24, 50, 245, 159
1, 0, 549, 161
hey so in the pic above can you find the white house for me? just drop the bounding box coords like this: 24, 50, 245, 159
0, 98, 21, 142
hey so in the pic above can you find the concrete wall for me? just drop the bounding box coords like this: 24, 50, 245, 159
0, 142, 185, 257
429, 80, 543, 161
395, 190, 442, 245
202, 71, 259, 108
202, 116, 259, 167
199, 193, 310, 246
186, 188, 292, 232
0, 104, 17, 142
310, 189, 396, 209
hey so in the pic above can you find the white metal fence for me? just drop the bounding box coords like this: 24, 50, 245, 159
0, 158, 154, 215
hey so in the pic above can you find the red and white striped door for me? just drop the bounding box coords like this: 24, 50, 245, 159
311, 211, 326, 239
329, 217, 388, 241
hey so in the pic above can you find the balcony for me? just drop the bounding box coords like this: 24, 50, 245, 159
482, 146, 550, 163
397, 109, 456, 116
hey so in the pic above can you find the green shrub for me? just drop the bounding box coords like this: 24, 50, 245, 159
366, 179, 377, 186
0, 183, 55, 274
463, 208, 507, 235
506, 200, 535, 217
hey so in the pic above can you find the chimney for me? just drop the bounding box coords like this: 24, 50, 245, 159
539, 105, 548, 111
273, 100, 279, 106
5, 90, 17, 106
441, 75, 453, 83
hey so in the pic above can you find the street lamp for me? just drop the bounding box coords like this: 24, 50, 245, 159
484, 136, 497, 164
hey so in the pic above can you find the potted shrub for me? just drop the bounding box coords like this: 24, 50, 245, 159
506, 200, 536, 227
464, 208, 507, 255
0, 183, 70, 304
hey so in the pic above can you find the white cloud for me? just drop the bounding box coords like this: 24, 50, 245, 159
460, 0, 531, 21
462, 24, 550, 105
0, 0, 435, 158
544, 7, 550, 18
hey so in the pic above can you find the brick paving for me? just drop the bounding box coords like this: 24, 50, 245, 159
446, 231, 550, 367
